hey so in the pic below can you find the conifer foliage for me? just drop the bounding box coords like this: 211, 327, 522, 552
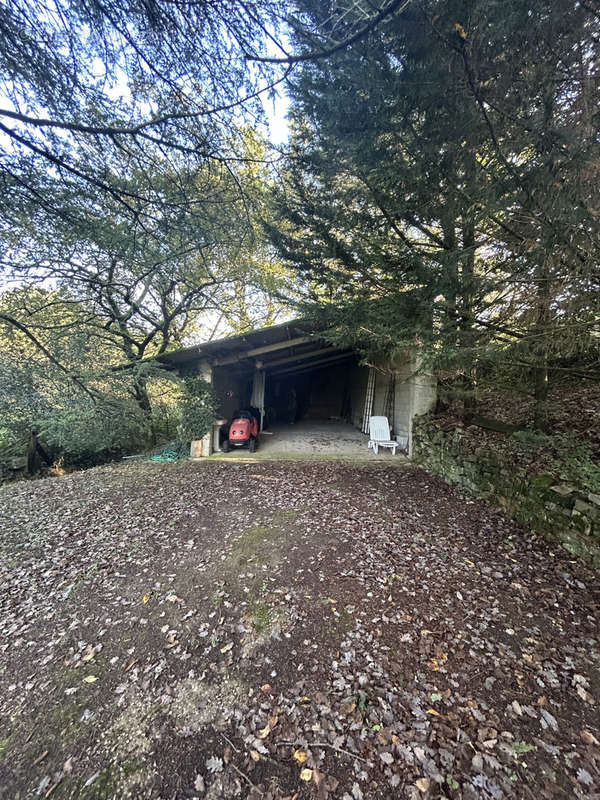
270, 0, 599, 426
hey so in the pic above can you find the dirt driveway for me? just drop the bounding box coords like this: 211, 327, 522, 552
0, 459, 598, 799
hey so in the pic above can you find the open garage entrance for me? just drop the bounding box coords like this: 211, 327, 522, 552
263, 354, 359, 426
211, 348, 371, 456
211, 341, 364, 445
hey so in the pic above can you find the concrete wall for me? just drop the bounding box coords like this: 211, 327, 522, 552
212, 366, 252, 423
392, 360, 413, 443
373, 370, 391, 418
390, 353, 437, 452
347, 356, 436, 446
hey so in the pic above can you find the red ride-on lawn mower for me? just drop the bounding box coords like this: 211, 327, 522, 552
221, 409, 259, 453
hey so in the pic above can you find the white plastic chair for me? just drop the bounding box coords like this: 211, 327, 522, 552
368, 416, 398, 455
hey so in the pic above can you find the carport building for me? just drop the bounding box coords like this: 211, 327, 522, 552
158, 319, 436, 457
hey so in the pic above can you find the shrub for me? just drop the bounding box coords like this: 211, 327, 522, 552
37, 398, 150, 467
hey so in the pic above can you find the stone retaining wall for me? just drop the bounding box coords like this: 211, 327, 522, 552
412, 416, 600, 565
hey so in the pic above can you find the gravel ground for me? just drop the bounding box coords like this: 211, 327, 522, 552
0, 459, 598, 800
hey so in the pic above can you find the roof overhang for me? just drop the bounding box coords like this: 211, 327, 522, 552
157, 318, 357, 376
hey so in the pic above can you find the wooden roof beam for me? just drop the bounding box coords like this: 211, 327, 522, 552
270, 352, 355, 376
211, 335, 313, 366
261, 346, 343, 369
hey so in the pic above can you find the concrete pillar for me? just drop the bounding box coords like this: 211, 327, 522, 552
407, 354, 436, 458
390, 350, 436, 457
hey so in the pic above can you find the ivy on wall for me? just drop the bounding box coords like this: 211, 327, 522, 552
178, 376, 217, 443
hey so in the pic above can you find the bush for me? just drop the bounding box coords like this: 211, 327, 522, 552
38, 398, 150, 467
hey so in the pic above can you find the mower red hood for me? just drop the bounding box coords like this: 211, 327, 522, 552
229, 418, 252, 441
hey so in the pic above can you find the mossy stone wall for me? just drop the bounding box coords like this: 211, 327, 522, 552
413, 417, 600, 565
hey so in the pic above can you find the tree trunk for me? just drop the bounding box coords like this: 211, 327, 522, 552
27, 431, 40, 475
459, 145, 478, 423
133, 375, 152, 414
533, 260, 551, 432
460, 215, 477, 422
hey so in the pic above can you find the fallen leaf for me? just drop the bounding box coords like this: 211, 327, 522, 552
577, 767, 594, 786
340, 700, 356, 715
206, 755, 223, 773
220, 642, 233, 654
416, 777, 431, 792
581, 729, 600, 746
540, 709, 558, 731
82, 675, 97, 683
250, 750, 260, 762
426, 708, 440, 716
576, 685, 596, 705
81, 644, 98, 663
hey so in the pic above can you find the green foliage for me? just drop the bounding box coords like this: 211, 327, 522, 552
553, 436, 600, 494
178, 375, 217, 443
37, 398, 151, 467
272, 0, 599, 422
512, 430, 552, 449
512, 430, 600, 493
0, 0, 282, 223
446, 775, 460, 790
249, 602, 273, 634
512, 741, 535, 757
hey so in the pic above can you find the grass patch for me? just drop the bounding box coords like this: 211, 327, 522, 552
0, 734, 13, 761
239, 524, 272, 548
248, 602, 273, 634
229, 525, 278, 569
273, 509, 300, 520
43, 698, 88, 748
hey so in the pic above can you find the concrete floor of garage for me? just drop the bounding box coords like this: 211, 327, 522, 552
211, 420, 407, 461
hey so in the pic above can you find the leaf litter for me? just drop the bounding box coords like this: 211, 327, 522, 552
0, 458, 598, 798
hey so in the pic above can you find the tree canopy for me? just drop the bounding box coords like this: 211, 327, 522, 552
270, 0, 599, 428
0, 0, 598, 470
